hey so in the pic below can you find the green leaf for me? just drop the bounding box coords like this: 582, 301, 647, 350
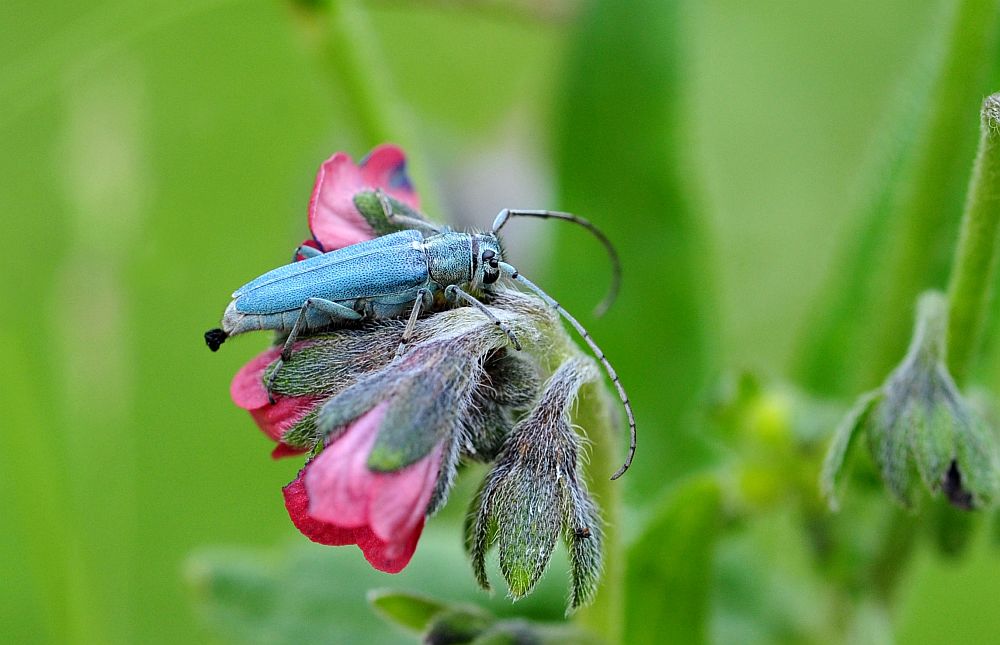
868, 401, 920, 509
353, 191, 432, 236
953, 415, 1000, 507
820, 390, 882, 511
367, 589, 451, 632
425, 608, 496, 644
625, 476, 723, 645
469, 619, 603, 645
187, 546, 397, 645
552, 0, 718, 502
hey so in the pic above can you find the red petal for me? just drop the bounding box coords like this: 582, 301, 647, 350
230, 347, 282, 410
359, 144, 420, 209
356, 516, 424, 574
230, 347, 323, 442
308, 152, 375, 251
248, 395, 323, 443
271, 442, 307, 460
284, 474, 363, 546
284, 469, 423, 573
305, 404, 388, 527
367, 442, 444, 544
295, 400, 439, 574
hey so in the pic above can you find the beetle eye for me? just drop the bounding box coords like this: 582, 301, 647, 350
483, 271, 500, 285
488, 258, 499, 269
482, 249, 496, 262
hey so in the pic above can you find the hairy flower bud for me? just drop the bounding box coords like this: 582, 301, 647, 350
823, 291, 1000, 510
466, 356, 604, 612
278, 291, 549, 571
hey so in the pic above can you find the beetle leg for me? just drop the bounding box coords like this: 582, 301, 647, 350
444, 285, 522, 351
291, 244, 323, 261
376, 188, 442, 234
266, 298, 362, 403
395, 288, 431, 358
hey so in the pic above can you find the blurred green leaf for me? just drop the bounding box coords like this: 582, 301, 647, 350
187, 526, 570, 644
625, 476, 722, 645
796, 0, 1000, 395
468, 619, 603, 645
712, 510, 832, 644
553, 0, 718, 503
187, 545, 386, 644
368, 589, 453, 632
425, 607, 496, 644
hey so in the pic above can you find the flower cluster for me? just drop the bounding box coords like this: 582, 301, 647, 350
226, 147, 606, 607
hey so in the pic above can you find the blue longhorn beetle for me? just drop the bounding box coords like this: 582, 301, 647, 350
205, 192, 636, 479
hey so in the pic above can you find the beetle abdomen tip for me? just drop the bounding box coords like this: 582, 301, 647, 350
205, 328, 228, 352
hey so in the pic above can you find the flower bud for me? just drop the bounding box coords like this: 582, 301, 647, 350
823, 291, 1000, 510
466, 356, 604, 611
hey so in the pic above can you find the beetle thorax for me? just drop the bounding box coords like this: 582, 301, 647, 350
425, 232, 475, 287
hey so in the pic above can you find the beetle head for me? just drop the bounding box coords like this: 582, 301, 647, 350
473, 235, 503, 286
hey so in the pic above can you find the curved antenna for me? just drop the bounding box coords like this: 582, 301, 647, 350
501, 262, 635, 479
491, 209, 621, 317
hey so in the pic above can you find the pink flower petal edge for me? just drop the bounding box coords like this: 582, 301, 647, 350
307, 144, 420, 252
283, 475, 426, 574
284, 402, 444, 573
230, 346, 322, 448
359, 144, 419, 208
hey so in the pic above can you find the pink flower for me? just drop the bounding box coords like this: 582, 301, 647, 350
305, 144, 420, 252
283, 403, 445, 573
230, 345, 319, 459
221, 147, 544, 577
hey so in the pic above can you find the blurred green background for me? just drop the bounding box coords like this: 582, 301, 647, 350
3, 0, 999, 642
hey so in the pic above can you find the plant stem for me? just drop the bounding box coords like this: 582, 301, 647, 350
289, 0, 440, 215
796, 0, 1000, 394
573, 379, 625, 643
865, 0, 1000, 381
946, 94, 1000, 384
868, 507, 919, 603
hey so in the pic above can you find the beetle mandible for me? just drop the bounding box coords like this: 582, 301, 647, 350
205, 192, 636, 479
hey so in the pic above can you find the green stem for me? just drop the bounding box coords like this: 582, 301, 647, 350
868, 507, 919, 603
290, 0, 440, 215
573, 380, 625, 644
796, 0, 1000, 394
866, 0, 1000, 382
946, 94, 1000, 384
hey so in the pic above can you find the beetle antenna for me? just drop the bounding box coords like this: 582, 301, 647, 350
491, 209, 620, 317
501, 262, 635, 479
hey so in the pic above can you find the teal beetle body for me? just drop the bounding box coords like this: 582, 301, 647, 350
216, 229, 504, 340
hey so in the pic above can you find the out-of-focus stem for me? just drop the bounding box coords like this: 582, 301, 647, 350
371, 0, 579, 24
867, 0, 1000, 381
573, 380, 624, 643
869, 507, 919, 602
796, 0, 1000, 395
289, 0, 439, 215
947, 94, 1000, 384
